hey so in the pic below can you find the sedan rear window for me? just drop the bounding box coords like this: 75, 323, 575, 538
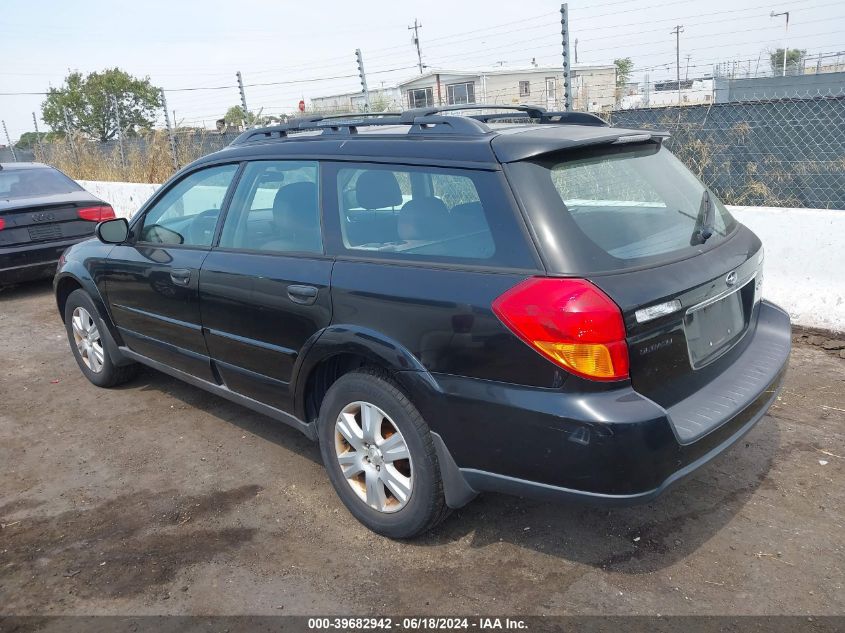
509, 144, 737, 272
0, 168, 82, 199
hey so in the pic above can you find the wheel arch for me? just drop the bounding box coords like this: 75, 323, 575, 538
294, 325, 476, 509
292, 325, 439, 426
55, 267, 130, 366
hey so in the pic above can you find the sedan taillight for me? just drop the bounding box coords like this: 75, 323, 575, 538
0, 218, 5, 231
77, 205, 116, 222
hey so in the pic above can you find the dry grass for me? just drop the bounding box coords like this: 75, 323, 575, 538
37, 131, 219, 184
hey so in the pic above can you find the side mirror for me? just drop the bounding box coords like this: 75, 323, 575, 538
96, 218, 129, 244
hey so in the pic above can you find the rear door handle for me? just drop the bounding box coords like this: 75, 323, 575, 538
170, 268, 192, 286
287, 284, 318, 305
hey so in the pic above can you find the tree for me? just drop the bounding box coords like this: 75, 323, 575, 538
41, 68, 162, 142
223, 105, 267, 128
769, 48, 805, 75
14, 131, 50, 149
614, 57, 634, 87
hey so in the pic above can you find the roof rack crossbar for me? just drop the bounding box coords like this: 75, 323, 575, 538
229, 104, 608, 146
401, 104, 547, 122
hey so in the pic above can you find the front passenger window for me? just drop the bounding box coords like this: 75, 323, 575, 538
139, 165, 238, 247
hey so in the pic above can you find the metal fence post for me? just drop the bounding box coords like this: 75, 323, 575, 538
62, 108, 78, 163
560, 3, 573, 111
32, 112, 45, 162
355, 49, 371, 111
2, 120, 17, 161
236, 71, 249, 128
111, 95, 127, 172
160, 89, 178, 171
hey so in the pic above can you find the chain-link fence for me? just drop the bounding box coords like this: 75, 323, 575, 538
607, 93, 845, 209
7, 90, 845, 209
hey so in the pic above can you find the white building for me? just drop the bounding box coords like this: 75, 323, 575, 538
308, 87, 403, 114
621, 78, 715, 109
396, 65, 617, 112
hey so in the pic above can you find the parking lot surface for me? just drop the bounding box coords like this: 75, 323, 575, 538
1, 280, 843, 616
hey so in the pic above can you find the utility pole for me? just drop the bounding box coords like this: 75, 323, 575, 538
408, 19, 424, 74
685, 54, 691, 81
110, 95, 126, 171
160, 89, 178, 171
574, 38, 579, 64
355, 48, 371, 111
643, 72, 651, 107
32, 112, 45, 161
236, 70, 249, 128
560, 3, 573, 111
670, 25, 684, 107
770, 11, 789, 77
2, 120, 16, 161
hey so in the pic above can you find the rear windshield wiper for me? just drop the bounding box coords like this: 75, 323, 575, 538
692, 189, 715, 245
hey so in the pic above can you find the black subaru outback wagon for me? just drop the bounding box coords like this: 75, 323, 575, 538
54, 105, 791, 538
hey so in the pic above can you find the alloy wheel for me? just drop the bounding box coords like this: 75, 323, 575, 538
334, 401, 413, 513
71, 306, 104, 373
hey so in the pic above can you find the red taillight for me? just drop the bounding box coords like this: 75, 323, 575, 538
0, 218, 5, 231
77, 205, 115, 222
492, 277, 629, 381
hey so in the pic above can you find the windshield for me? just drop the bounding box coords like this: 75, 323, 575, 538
0, 168, 82, 200
510, 143, 737, 272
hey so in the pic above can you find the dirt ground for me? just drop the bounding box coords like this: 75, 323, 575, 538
1, 279, 843, 617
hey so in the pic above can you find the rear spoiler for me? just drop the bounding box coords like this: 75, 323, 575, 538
491, 129, 670, 163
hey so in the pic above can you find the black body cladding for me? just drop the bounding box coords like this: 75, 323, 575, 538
53, 105, 791, 507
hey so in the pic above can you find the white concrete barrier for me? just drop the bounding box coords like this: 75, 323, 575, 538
74, 179, 845, 332
76, 180, 159, 219
728, 206, 845, 333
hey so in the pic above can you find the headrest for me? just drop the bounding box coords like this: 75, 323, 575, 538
355, 170, 402, 210
398, 197, 451, 241
273, 181, 317, 215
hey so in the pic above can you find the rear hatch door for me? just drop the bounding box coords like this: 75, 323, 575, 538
505, 139, 772, 440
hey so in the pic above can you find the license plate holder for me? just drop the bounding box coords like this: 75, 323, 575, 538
684, 287, 747, 368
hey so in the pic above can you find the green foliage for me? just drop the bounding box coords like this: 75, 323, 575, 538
223, 105, 268, 127
14, 131, 50, 149
769, 48, 805, 75
41, 68, 162, 143
614, 58, 634, 87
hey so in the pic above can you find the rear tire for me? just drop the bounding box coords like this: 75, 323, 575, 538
64, 289, 138, 388
318, 368, 449, 538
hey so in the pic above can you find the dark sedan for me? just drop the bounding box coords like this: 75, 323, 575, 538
0, 162, 115, 285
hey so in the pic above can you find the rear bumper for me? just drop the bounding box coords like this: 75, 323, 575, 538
0, 238, 87, 284
430, 300, 791, 505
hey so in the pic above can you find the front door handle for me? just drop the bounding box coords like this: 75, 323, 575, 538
170, 268, 192, 286
287, 284, 318, 305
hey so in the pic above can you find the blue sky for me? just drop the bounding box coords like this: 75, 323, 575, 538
1, 0, 843, 141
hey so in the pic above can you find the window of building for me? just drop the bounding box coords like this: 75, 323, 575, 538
407, 88, 434, 108
519, 81, 531, 97
446, 82, 475, 105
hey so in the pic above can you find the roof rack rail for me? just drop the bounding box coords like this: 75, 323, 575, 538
229, 103, 608, 146
403, 104, 607, 127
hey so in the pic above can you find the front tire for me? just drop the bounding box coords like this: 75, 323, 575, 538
64, 289, 138, 388
318, 369, 449, 538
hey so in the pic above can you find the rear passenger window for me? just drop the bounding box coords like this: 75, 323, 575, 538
335, 165, 507, 262
219, 161, 321, 254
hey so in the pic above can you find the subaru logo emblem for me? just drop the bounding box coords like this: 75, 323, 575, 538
725, 271, 738, 287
